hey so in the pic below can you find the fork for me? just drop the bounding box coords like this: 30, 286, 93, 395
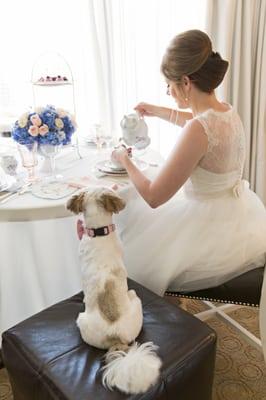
0, 183, 32, 205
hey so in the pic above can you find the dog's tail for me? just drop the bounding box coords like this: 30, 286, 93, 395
101, 341, 161, 394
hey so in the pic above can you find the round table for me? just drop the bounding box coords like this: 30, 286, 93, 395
0, 142, 148, 221
0, 138, 162, 338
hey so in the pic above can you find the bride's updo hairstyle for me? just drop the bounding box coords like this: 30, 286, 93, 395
161, 29, 229, 93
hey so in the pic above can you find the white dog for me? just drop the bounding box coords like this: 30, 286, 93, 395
66, 186, 161, 394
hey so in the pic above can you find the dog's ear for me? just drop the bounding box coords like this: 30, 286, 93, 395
98, 190, 126, 214
66, 192, 86, 214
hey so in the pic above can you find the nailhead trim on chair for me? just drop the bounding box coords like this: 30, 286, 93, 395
0, 349, 4, 369
164, 291, 259, 307
165, 266, 264, 308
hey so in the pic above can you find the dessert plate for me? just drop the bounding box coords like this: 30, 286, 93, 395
32, 81, 71, 86
31, 180, 78, 200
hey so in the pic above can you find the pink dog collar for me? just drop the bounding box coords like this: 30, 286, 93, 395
77, 219, 116, 240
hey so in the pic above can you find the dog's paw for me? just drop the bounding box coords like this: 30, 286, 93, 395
128, 289, 137, 300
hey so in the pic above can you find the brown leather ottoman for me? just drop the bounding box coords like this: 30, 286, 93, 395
2, 279, 216, 400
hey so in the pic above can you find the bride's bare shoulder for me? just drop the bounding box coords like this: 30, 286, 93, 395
182, 118, 207, 138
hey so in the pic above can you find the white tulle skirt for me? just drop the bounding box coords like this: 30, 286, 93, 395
116, 184, 266, 296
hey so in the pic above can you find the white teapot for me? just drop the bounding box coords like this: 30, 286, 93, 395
120, 113, 150, 150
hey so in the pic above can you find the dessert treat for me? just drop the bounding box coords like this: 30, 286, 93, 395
37, 75, 68, 84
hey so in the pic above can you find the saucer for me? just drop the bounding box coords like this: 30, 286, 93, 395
107, 161, 126, 171
96, 158, 147, 176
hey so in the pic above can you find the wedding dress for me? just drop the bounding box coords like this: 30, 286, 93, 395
116, 104, 266, 296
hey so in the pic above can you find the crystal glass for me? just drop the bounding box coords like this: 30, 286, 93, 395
89, 124, 113, 153
39, 144, 62, 181
93, 124, 105, 151
17, 142, 38, 182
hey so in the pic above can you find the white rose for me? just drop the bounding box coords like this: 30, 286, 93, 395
18, 113, 29, 128
57, 108, 67, 118
34, 107, 44, 114
55, 118, 64, 129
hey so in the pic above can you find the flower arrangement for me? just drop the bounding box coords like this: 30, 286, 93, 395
12, 105, 76, 146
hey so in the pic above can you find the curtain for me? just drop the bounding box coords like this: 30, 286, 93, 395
0, 0, 92, 132
81, 0, 207, 156
206, 0, 266, 203
0, 0, 207, 157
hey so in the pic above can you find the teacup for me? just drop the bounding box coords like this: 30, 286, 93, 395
111, 145, 132, 169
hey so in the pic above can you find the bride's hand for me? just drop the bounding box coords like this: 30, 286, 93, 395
134, 102, 158, 117
111, 145, 130, 167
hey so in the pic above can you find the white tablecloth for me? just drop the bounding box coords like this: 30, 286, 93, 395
0, 139, 162, 338
1, 139, 266, 364
0, 216, 81, 334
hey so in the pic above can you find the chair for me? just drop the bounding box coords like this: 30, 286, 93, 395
165, 266, 265, 351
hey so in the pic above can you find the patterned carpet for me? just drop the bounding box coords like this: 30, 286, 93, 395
1, 299, 265, 400
175, 298, 266, 400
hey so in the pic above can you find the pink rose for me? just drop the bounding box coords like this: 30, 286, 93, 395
39, 124, 49, 136
30, 114, 42, 127
28, 125, 39, 137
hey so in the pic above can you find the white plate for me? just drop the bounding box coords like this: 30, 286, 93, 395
32, 81, 72, 86
96, 158, 147, 176
97, 168, 128, 177
105, 161, 126, 171
31, 180, 78, 200
85, 140, 108, 148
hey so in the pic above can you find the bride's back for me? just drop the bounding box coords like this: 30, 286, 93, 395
196, 107, 245, 175
184, 107, 246, 198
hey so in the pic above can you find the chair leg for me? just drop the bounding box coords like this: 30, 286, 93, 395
194, 301, 262, 352
259, 268, 266, 363
195, 302, 240, 320
0, 349, 4, 369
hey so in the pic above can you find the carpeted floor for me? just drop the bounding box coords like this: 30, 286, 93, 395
1, 299, 265, 400
181, 299, 266, 400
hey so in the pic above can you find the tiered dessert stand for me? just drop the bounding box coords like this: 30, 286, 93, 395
31, 52, 81, 158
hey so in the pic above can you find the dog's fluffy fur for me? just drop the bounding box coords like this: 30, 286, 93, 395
67, 187, 161, 394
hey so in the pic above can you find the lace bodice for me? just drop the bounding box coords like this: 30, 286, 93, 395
196, 106, 245, 174
184, 106, 247, 199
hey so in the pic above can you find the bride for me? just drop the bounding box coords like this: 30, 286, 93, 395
112, 29, 266, 296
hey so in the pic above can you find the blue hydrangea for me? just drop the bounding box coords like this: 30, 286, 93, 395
11, 105, 76, 147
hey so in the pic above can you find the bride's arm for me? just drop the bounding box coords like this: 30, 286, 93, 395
169, 109, 194, 127
134, 102, 193, 127
115, 120, 207, 208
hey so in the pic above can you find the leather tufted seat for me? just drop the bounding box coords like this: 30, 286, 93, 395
165, 267, 265, 306
2, 279, 216, 400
